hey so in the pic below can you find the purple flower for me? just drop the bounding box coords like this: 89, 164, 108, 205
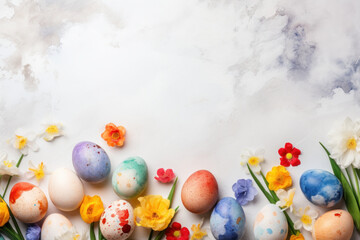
26, 224, 41, 240
232, 179, 258, 206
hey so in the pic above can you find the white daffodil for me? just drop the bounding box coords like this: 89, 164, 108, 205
8, 129, 39, 155
328, 117, 360, 169
0, 152, 21, 176
240, 149, 265, 174
55, 227, 87, 240
42, 123, 63, 142
25, 160, 50, 182
276, 188, 296, 212
294, 206, 318, 232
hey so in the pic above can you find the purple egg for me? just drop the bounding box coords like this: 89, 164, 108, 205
72, 141, 111, 183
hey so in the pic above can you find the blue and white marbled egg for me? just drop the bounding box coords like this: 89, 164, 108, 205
253, 204, 288, 240
72, 141, 111, 183
300, 169, 343, 208
112, 156, 148, 199
210, 197, 246, 240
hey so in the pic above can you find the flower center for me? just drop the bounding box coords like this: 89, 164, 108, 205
3, 160, 12, 168
301, 214, 312, 225
173, 230, 181, 237
111, 131, 120, 140
152, 212, 159, 219
29, 162, 45, 180
347, 138, 357, 150
285, 153, 293, 160
46, 125, 59, 134
15, 135, 27, 149
87, 204, 94, 215
73, 234, 80, 240
248, 156, 259, 166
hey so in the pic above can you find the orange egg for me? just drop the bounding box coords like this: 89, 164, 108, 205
181, 170, 218, 214
312, 209, 353, 240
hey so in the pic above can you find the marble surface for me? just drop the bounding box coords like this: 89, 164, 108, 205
1, 0, 360, 239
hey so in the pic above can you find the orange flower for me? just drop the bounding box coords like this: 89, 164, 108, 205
101, 123, 126, 147
290, 233, 304, 240
266, 165, 292, 191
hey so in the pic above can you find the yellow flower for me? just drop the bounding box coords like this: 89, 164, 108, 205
43, 123, 63, 141
80, 195, 104, 224
266, 166, 292, 191
276, 188, 296, 212
0, 198, 10, 227
29, 162, 45, 180
191, 223, 207, 240
290, 233, 305, 240
134, 195, 175, 231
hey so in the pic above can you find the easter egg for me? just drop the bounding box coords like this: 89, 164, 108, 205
181, 170, 218, 214
41, 213, 73, 240
9, 182, 48, 223
253, 204, 288, 240
48, 168, 84, 211
112, 157, 148, 199
300, 169, 343, 207
100, 200, 135, 240
312, 210, 353, 240
210, 197, 246, 240
72, 141, 111, 183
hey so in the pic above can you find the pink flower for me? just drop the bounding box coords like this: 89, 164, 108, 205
155, 168, 175, 183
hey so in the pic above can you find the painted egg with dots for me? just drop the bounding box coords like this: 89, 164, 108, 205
100, 200, 135, 240
253, 204, 288, 240
9, 182, 48, 223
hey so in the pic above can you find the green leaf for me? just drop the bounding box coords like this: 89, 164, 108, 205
90, 222, 96, 240
320, 142, 360, 230
247, 164, 275, 204
167, 177, 178, 206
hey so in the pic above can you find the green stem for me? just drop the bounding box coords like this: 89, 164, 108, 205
148, 230, 154, 240
90, 222, 95, 240
353, 166, 360, 207
346, 168, 356, 196
8, 205, 24, 240
0, 225, 20, 240
98, 221, 105, 240
154, 206, 179, 240
167, 177, 178, 206
2, 154, 24, 198
247, 165, 275, 203
260, 171, 279, 202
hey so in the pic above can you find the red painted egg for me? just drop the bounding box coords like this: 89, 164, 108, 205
181, 170, 219, 214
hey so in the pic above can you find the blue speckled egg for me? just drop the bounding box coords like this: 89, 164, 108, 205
210, 197, 246, 240
253, 204, 288, 240
300, 169, 343, 208
72, 141, 111, 183
112, 156, 148, 199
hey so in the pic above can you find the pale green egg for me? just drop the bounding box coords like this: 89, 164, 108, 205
112, 156, 148, 199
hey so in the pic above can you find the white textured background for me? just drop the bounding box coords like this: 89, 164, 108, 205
1, 0, 360, 239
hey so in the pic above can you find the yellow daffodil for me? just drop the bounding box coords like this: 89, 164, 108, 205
290, 233, 305, 240
0, 152, 20, 176
80, 195, 104, 224
266, 166, 292, 191
0, 198, 10, 227
240, 149, 265, 174
294, 206, 318, 232
276, 188, 296, 212
191, 222, 207, 240
43, 123, 63, 142
134, 195, 175, 231
25, 160, 49, 182
8, 129, 38, 155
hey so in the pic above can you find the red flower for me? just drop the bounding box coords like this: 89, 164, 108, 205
165, 222, 190, 240
155, 168, 176, 183
278, 142, 301, 167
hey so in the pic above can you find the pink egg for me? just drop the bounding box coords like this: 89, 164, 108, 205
181, 170, 219, 214
9, 182, 48, 223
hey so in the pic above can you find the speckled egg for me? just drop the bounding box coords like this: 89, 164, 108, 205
72, 141, 111, 183
300, 169, 343, 207
48, 168, 84, 211
253, 204, 288, 240
112, 157, 148, 199
181, 170, 218, 214
313, 210, 353, 240
100, 200, 135, 240
41, 213, 73, 240
9, 182, 48, 223
210, 197, 246, 240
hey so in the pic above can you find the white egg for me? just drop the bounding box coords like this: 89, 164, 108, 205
41, 213, 73, 240
48, 168, 84, 211
253, 204, 288, 240
100, 200, 135, 240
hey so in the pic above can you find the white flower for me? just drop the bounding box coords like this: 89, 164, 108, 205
8, 129, 39, 155
294, 206, 318, 232
42, 123, 63, 142
275, 188, 296, 212
328, 117, 360, 169
0, 152, 20, 176
25, 160, 50, 182
240, 149, 265, 174
55, 227, 87, 240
